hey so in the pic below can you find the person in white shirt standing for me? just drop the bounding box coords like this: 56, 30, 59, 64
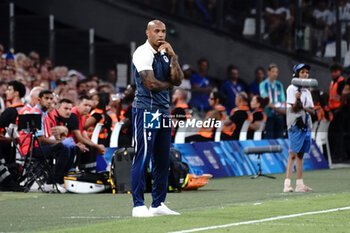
284, 64, 315, 193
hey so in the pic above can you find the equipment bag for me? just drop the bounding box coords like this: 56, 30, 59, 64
168, 148, 189, 192
110, 147, 133, 193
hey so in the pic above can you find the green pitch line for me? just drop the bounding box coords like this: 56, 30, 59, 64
0, 168, 349, 233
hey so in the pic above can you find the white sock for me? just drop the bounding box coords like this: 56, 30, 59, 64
296, 179, 304, 186
284, 178, 291, 186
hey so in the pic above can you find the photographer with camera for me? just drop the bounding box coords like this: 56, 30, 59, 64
283, 64, 315, 193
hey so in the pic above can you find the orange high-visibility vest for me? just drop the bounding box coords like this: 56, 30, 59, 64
198, 105, 226, 139
222, 105, 252, 137
329, 76, 345, 110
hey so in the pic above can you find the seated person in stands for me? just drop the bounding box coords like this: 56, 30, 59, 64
85, 92, 118, 147
185, 91, 226, 142
52, 97, 106, 172
171, 88, 191, 142
114, 85, 136, 147
221, 92, 251, 140
0, 81, 26, 162
311, 90, 326, 122
247, 95, 268, 139
19, 90, 73, 189
19, 86, 43, 114
313, 92, 333, 122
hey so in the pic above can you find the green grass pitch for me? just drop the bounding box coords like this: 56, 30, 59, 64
0, 168, 349, 233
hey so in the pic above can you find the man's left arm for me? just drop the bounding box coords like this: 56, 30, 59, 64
158, 41, 184, 86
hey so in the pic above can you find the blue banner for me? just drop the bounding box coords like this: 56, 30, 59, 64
173, 139, 329, 178
97, 139, 329, 178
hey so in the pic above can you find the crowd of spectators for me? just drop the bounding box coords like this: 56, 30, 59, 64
0, 39, 350, 191
131, 0, 350, 57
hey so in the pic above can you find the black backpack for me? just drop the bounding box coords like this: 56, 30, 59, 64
168, 148, 189, 192
110, 147, 133, 193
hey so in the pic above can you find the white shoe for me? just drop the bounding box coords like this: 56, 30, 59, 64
132, 205, 153, 218
40, 183, 66, 193
55, 184, 66, 193
149, 203, 180, 216
29, 182, 40, 192
40, 183, 55, 193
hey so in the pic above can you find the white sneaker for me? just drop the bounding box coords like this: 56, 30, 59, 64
29, 182, 40, 192
55, 184, 66, 193
132, 205, 153, 218
149, 203, 180, 216
41, 183, 55, 193
40, 183, 66, 193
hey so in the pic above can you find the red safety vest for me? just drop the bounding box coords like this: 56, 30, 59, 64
18, 104, 32, 115
49, 110, 74, 139
71, 106, 86, 135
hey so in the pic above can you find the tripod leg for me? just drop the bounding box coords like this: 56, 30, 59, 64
33, 135, 60, 192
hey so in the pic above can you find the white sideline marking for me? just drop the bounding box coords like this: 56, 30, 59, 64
169, 206, 350, 233
63, 216, 121, 219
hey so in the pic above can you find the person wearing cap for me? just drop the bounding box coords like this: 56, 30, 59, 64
284, 64, 315, 193
5, 49, 15, 68
259, 63, 286, 139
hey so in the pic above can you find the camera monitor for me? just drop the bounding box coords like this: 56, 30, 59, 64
18, 114, 42, 131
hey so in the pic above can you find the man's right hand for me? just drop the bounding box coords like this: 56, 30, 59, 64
76, 142, 89, 153
95, 144, 106, 155
295, 91, 301, 100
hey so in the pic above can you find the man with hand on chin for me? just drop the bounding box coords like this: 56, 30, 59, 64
131, 19, 183, 217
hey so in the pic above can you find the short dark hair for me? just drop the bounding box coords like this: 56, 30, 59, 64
211, 91, 226, 106
329, 63, 343, 72
78, 95, 91, 101
55, 79, 67, 86
8, 80, 26, 98
197, 58, 208, 66
76, 78, 88, 88
39, 90, 53, 98
268, 63, 278, 71
0, 80, 7, 87
255, 95, 270, 109
227, 65, 238, 75
58, 98, 73, 105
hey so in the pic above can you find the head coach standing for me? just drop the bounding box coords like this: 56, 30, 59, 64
131, 19, 183, 217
